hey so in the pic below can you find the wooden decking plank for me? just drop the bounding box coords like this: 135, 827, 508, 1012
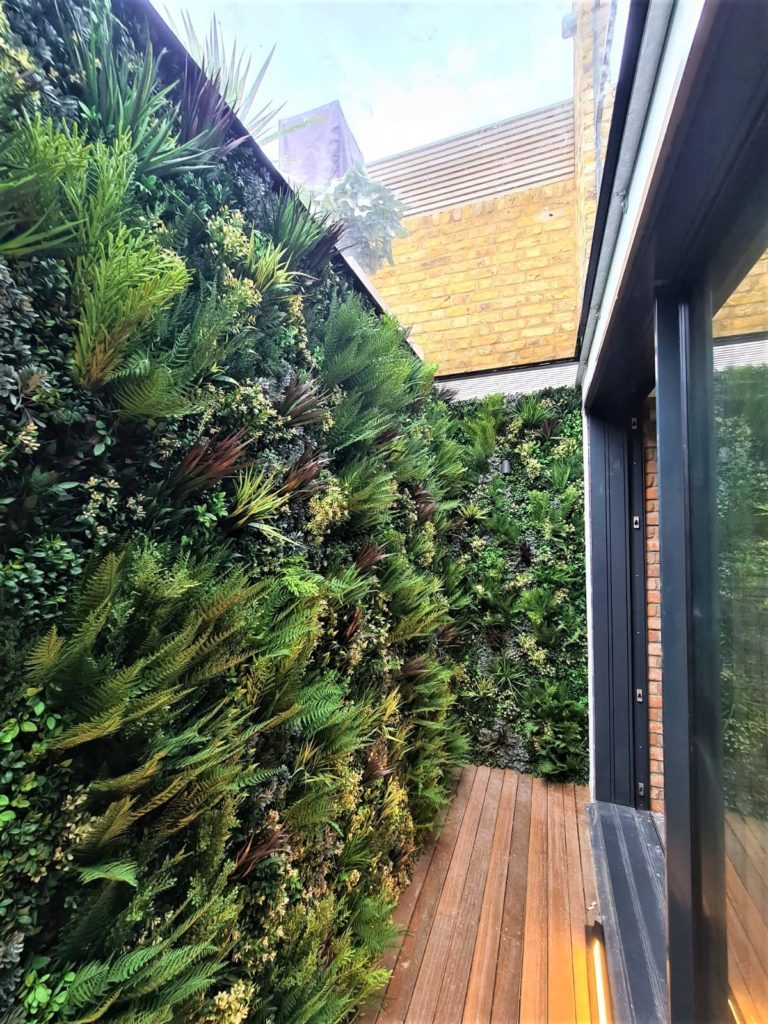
726, 855, 768, 976
731, 812, 768, 883
728, 947, 762, 1024
744, 813, 768, 871
547, 783, 577, 1023
434, 767, 505, 1023
725, 853, 768, 1015
726, 885, 768, 1022
564, 784, 592, 1024
391, 769, 463, 937
357, 842, 438, 1022
491, 772, 533, 1024
375, 766, 478, 1024
405, 766, 492, 1024
463, 770, 520, 1024
575, 784, 601, 1023
726, 814, 768, 928
434, 765, 493, 917
519, 776, 549, 1023
575, 785, 599, 924
377, 770, 602, 1024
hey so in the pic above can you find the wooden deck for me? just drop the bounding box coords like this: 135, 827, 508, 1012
364, 766, 602, 1024
726, 811, 768, 1022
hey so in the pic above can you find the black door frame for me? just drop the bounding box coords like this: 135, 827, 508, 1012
582, 1, 768, 1018
654, 288, 726, 1021
587, 406, 649, 810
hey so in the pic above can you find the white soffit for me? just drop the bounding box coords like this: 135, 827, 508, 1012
580, 0, 707, 398
714, 335, 768, 370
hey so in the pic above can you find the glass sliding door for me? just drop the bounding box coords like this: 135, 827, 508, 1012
712, 249, 768, 1023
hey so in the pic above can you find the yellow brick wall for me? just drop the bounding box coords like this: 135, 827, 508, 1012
371, 177, 578, 376
369, 0, 617, 378
713, 250, 768, 338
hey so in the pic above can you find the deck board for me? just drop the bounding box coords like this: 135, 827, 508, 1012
519, 776, 549, 1022
564, 785, 595, 1024
375, 766, 478, 1024
463, 770, 518, 1024
374, 767, 602, 1024
434, 768, 504, 1023
547, 783, 576, 1023
403, 766, 491, 1024
725, 811, 768, 1022
491, 773, 532, 1024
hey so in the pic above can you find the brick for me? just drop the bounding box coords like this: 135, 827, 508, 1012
372, 176, 579, 373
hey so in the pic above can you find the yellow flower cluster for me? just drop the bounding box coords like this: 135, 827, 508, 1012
207, 208, 251, 262
307, 479, 349, 540
16, 421, 40, 454
204, 979, 255, 1024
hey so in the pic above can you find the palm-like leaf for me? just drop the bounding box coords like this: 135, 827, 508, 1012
69, 0, 220, 178
261, 191, 344, 276
174, 12, 283, 141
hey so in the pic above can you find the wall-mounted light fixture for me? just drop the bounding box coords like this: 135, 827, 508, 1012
500, 458, 512, 475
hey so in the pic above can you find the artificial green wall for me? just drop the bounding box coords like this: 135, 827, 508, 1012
0, 2, 468, 1019
451, 388, 588, 781
0, 3, 588, 1020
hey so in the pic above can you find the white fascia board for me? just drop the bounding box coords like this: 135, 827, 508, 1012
580, 0, 707, 399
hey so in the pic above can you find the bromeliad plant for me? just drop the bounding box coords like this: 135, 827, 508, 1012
68, 0, 228, 177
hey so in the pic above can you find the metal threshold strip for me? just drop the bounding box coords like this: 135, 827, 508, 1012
588, 802, 668, 1023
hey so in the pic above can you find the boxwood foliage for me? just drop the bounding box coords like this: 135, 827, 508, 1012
448, 387, 588, 781
0, 2, 471, 1020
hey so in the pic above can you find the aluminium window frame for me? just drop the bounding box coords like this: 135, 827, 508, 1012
654, 287, 726, 1020
582, 0, 768, 1019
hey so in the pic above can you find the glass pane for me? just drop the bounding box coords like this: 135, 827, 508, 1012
713, 247, 768, 1023
595, 0, 631, 190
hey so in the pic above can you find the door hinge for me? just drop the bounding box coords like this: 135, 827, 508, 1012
632, 515, 640, 530
636, 688, 644, 703
637, 782, 646, 798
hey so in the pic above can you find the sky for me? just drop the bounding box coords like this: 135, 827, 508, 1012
160, 0, 575, 164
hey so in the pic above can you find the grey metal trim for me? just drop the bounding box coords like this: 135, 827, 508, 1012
435, 360, 578, 401
589, 801, 668, 1024
586, 413, 636, 807
577, 1, 677, 387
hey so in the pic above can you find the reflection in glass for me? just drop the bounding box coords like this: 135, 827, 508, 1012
714, 250, 768, 1023
594, 0, 631, 190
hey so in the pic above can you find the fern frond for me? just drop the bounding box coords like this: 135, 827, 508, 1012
78, 859, 139, 887
79, 796, 140, 855
25, 625, 64, 679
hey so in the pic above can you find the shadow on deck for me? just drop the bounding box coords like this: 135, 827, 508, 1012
364, 765, 603, 1024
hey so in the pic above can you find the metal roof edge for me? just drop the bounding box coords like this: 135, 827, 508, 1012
435, 359, 579, 401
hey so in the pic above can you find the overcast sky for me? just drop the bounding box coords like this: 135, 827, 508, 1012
160, 0, 574, 163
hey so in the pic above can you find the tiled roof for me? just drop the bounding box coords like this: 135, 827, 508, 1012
368, 100, 574, 216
